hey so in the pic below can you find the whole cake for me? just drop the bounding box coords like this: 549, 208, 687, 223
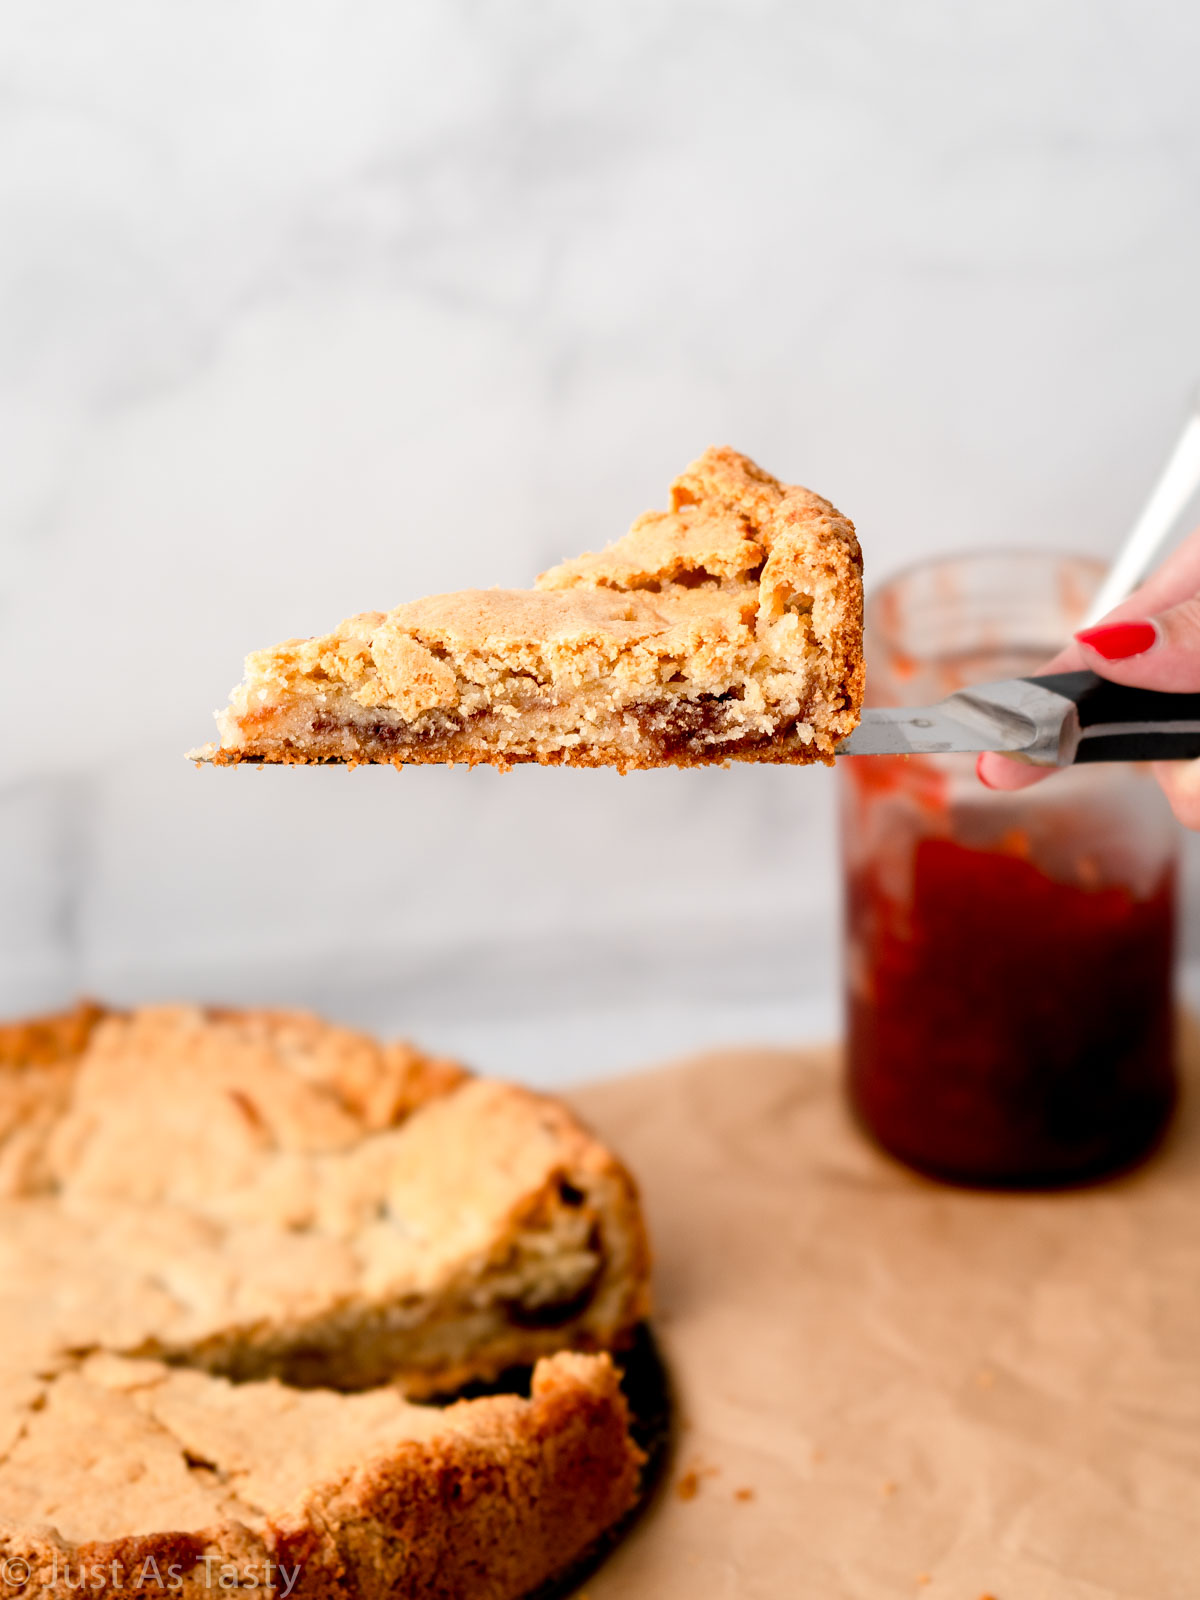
198, 447, 863, 770
0, 1004, 652, 1600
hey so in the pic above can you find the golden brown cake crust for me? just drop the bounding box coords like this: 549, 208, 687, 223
0, 998, 110, 1068
200, 447, 863, 771
0, 1354, 641, 1600
0, 1000, 112, 1197
271, 1355, 641, 1600
0, 1004, 652, 1600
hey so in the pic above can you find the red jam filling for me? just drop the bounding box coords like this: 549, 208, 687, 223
845, 829, 1177, 1187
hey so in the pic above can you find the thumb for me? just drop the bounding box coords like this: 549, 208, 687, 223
1075, 598, 1200, 691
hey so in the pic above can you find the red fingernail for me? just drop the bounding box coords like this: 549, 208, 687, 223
1074, 620, 1158, 660
975, 754, 997, 789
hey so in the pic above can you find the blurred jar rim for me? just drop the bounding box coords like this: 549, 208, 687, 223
866, 548, 1105, 709
848, 549, 1176, 889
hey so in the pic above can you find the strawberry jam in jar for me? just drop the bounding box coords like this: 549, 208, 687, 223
840, 553, 1178, 1187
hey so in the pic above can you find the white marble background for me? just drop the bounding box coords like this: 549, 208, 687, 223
3, 1, 1200, 1082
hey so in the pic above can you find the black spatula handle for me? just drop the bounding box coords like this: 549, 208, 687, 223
1027, 670, 1200, 763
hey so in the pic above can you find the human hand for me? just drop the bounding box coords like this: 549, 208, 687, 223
977, 527, 1200, 827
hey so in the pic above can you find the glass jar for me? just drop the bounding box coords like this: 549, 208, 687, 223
839, 552, 1179, 1188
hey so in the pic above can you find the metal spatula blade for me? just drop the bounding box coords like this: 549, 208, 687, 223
837, 703, 1033, 758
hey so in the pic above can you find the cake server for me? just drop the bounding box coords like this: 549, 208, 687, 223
837, 670, 1200, 764
1081, 392, 1200, 627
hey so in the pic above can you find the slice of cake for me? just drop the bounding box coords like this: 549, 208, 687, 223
198, 447, 862, 771
0, 1004, 653, 1600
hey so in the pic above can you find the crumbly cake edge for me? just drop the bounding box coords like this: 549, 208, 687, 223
0, 1352, 644, 1600
273, 1352, 644, 1600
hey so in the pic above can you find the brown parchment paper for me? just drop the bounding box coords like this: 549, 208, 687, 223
569, 1028, 1200, 1600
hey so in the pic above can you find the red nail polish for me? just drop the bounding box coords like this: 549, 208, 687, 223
1074, 620, 1158, 660
975, 754, 996, 789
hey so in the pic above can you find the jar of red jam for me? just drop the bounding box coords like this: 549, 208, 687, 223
840, 552, 1179, 1187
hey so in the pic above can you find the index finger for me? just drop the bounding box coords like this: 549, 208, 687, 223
979, 527, 1200, 790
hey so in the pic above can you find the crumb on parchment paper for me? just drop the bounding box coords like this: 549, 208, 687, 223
675, 1460, 720, 1501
